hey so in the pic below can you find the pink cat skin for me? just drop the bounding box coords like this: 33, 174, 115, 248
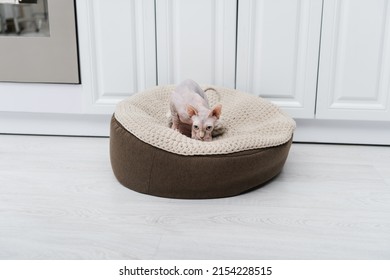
169, 79, 222, 141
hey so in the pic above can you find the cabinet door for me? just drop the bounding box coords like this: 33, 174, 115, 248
156, 0, 237, 87
236, 0, 323, 118
82, 0, 157, 114
316, 0, 390, 121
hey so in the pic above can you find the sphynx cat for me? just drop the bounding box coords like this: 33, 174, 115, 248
169, 79, 223, 141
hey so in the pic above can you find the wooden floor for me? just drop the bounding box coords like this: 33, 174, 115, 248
0, 134, 389, 260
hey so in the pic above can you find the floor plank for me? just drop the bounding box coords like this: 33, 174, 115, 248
0, 134, 389, 259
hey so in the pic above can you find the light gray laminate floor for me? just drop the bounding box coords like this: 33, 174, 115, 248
0, 134, 389, 259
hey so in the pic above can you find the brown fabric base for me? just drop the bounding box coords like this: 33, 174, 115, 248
110, 116, 292, 199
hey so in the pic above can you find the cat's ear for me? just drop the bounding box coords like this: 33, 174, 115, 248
210, 104, 222, 119
187, 105, 198, 117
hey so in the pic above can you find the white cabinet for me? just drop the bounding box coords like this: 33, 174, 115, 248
156, 0, 323, 118
155, 0, 237, 87
0, 0, 389, 144
81, 0, 156, 114
316, 0, 390, 121
236, 0, 390, 123
236, 0, 323, 119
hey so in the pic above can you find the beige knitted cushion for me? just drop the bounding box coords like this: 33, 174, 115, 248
114, 85, 296, 156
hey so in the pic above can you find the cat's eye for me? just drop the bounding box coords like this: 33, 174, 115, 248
194, 125, 199, 130
206, 126, 212, 131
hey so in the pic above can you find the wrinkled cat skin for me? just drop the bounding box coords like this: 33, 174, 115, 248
169, 79, 222, 141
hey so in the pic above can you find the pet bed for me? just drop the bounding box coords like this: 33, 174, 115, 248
110, 85, 295, 199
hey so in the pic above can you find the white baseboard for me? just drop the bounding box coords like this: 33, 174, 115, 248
0, 112, 112, 137
294, 119, 390, 145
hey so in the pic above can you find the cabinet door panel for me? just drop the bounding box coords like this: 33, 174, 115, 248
156, 0, 237, 87
316, 0, 390, 120
236, 0, 323, 118
82, 0, 157, 114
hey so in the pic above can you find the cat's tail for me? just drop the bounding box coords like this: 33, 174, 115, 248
204, 87, 225, 137
203, 87, 222, 103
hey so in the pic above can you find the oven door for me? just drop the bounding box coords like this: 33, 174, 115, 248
0, 0, 79, 83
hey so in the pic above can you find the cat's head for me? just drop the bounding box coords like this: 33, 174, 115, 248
187, 104, 222, 141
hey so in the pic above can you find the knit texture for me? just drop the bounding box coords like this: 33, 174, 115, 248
114, 85, 296, 156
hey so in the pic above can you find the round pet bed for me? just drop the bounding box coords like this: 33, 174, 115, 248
110, 85, 296, 199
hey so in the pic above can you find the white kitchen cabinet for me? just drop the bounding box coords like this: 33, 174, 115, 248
316, 0, 390, 121
155, 0, 237, 87
0, 0, 389, 144
236, 0, 323, 119
81, 0, 157, 114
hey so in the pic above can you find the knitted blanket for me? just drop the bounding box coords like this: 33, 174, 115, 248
114, 85, 296, 156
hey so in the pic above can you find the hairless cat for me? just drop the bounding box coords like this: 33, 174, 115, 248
169, 79, 223, 141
